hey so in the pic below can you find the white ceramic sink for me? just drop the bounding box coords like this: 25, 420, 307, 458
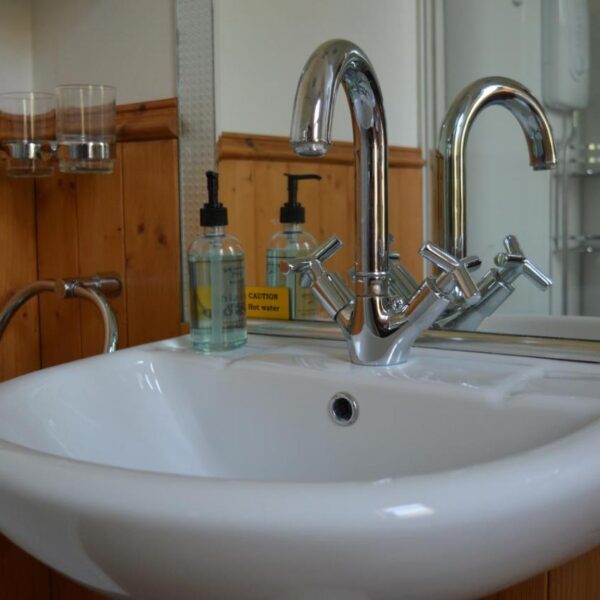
1, 335, 600, 600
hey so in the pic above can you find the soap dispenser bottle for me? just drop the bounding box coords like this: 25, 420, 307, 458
188, 170, 247, 352
266, 172, 321, 320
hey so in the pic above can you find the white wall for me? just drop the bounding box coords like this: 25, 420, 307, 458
213, 0, 419, 146
444, 0, 563, 315
31, 0, 176, 104
0, 0, 33, 93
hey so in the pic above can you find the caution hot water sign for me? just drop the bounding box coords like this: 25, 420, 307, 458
245, 287, 290, 320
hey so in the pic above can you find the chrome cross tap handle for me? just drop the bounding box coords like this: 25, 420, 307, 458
494, 235, 553, 290
435, 234, 552, 331
280, 236, 353, 320
280, 236, 342, 277
420, 242, 481, 306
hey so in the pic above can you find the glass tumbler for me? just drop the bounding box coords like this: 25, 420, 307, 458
0, 92, 55, 177
55, 84, 116, 174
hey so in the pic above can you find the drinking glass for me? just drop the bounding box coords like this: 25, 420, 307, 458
55, 84, 116, 174
0, 92, 55, 177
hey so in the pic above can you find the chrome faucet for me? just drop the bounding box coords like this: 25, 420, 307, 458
435, 76, 557, 259
286, 39, 480, 365
433, 77, 556, 330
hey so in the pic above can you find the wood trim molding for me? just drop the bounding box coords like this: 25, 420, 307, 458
217, 132, 424, 168
116, 98, 178, 142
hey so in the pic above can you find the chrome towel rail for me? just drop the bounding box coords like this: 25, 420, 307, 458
0, 274, 121, 354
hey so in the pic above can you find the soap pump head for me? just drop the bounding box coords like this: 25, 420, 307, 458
200, 170, 228, 227
280, 172, 321, 224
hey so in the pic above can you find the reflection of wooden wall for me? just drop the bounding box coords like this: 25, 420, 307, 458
0, 98, 181, 599
217, 133, 425, 284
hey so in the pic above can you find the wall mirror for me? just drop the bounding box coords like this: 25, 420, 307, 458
179, 0, 600, 352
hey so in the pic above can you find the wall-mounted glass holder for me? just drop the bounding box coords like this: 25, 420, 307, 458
0, 140, 115, 177
0, 85, 116, 177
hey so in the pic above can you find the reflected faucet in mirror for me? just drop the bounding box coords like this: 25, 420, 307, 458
286, 39, 480, 366
436, 234, 553, 331
435, 76, 557, 259
434, 77, 557, 331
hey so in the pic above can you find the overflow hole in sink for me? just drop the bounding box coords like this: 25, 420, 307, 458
329, 393, 359, 426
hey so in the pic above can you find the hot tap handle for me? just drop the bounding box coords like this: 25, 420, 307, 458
280, 235, 342, 275
420, 242, 481, 305
420, 243, 461, 272
419, 243, 481, 275
494, 235, 552, 290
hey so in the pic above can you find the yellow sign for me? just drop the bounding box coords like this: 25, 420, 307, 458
246, 287, 290, 320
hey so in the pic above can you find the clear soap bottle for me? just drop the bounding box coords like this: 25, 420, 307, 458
266, 172, 321, 320
188, 171, 247, 352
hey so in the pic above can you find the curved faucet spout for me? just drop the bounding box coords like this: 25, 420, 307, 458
290, 39, 388, 280
436, 76, 557, 259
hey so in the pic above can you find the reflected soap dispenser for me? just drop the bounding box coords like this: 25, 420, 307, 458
188, 171, 247, 352
266, 172, 321, 320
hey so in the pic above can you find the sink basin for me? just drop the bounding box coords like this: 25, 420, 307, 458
1, 335, 600, 599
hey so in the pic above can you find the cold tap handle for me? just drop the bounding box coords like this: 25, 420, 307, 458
494, 235, 552, 290
503, 234, 524, 255
280, 235, 342, 275
420, 242, 461, 272
420, 242, 481, 305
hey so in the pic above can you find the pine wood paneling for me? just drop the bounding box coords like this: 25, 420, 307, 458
481, 575, 548, 600
122, 139, 181, 345
219, 160, 257, 285
0, 535, 49, 600
75, 145, 128, 356
318, 163, 354, 275
116, 98, 178, 142
251, 161, 284, 286
50, 572, 107, 600
0, 172, 39, 381
218, 131, 425, 168
549, 548, 600, 599
388, 165, 424, 278
35, 173, 83, 368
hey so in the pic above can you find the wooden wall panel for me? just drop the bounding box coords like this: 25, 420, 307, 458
0, 535, 49, 600
482, 575, 548, 600
388, 166, 424, 278
35, 173, 83, 368
0, 173, 39, 381
50, 572, 106, 600
318, 164, 354, 275
122, 139, 181, 345
549, 548, 600, 599
219, 161, 257, 285
75, 145, 128, 356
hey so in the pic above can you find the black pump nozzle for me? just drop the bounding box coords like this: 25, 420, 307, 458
281, 172, 321, 224
200, 170, 228, 227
